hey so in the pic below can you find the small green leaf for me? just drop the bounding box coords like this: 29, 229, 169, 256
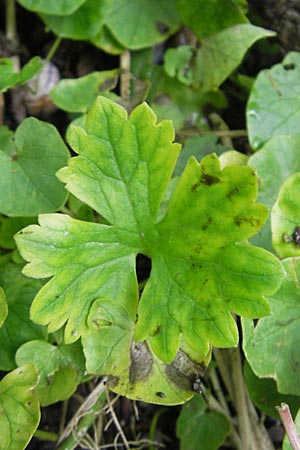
176, 395, 230, 450
41, 0, 112, 40
247, 52, 300, 150
50, 70, 119, 113
105, 0, 180, 49
164, 46, 194, 85
0, 263, 46, 370
177, 0, 248, 40
16, 340, 85, 406
243, 257, 300, 395
17, 0, 87, 14
248, 135, 300, 252
0, 117, 69, 216
0, 57, 42, 93
193, 24, 275, 92
271, 173, 300, 258
0, 287, 8, 327
0, 364, 40, 450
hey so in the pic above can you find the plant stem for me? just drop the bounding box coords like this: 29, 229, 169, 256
120, 51, 131, 99
213, 347, 275, 450
5, 0, 18, 46
177, 129, 248, 138
276, 403, 300, 450
45, 37, 62, 62
34, 429, 58, 442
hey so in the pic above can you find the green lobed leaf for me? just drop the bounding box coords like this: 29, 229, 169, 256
16, 97, 284, 403
243, 257, 300, 395
0, 364, 40, 450
271, 173, 300, 258
248, 135, 300, 252
50, 70, 119, 113
41, 0, 113, 40
247, 52, 300, 150
16, 340, 85, 406
0, 57, 42, 93
0, 263, 46, 370
0, 287, 8, 328
105, 0, 181, 49
193, 24, 276, 92
17, 0, 87, 15
0, 117, 69, 216
176, 395, 230, 450
177, 0, 248, 40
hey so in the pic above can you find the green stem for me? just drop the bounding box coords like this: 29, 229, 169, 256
176, 129, 248, 138
149, 408, 166, 450
5, 0, 18, 46
45, 37, 62, 62
34, 429, 58, 442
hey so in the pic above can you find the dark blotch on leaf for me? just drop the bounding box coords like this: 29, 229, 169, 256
227, 187, 239, 199
283, 63, 295, 70
292, 226, 300, 246
129, 341, 153, 383
152, 326, 161, 336
156, 21, 170, 34
12, 153, 18, 161
201, 171, 220, 186
166, 349, 206, 392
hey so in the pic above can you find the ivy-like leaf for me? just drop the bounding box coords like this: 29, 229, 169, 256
177, 0, 248, 40
192, 24, 275, 92
0, 117, 69, 216
247, 52, 300, 150
243, 257, 300, 395
16, 97, 283, 402
104, 0, 180, 50
41, 0, 112, 40
0, 364, 40, 450
50, 70, 119, 113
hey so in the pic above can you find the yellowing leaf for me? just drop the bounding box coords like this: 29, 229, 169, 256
16, 97, 283, 404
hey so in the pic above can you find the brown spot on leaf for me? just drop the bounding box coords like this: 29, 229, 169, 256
129, 341, 153, 383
